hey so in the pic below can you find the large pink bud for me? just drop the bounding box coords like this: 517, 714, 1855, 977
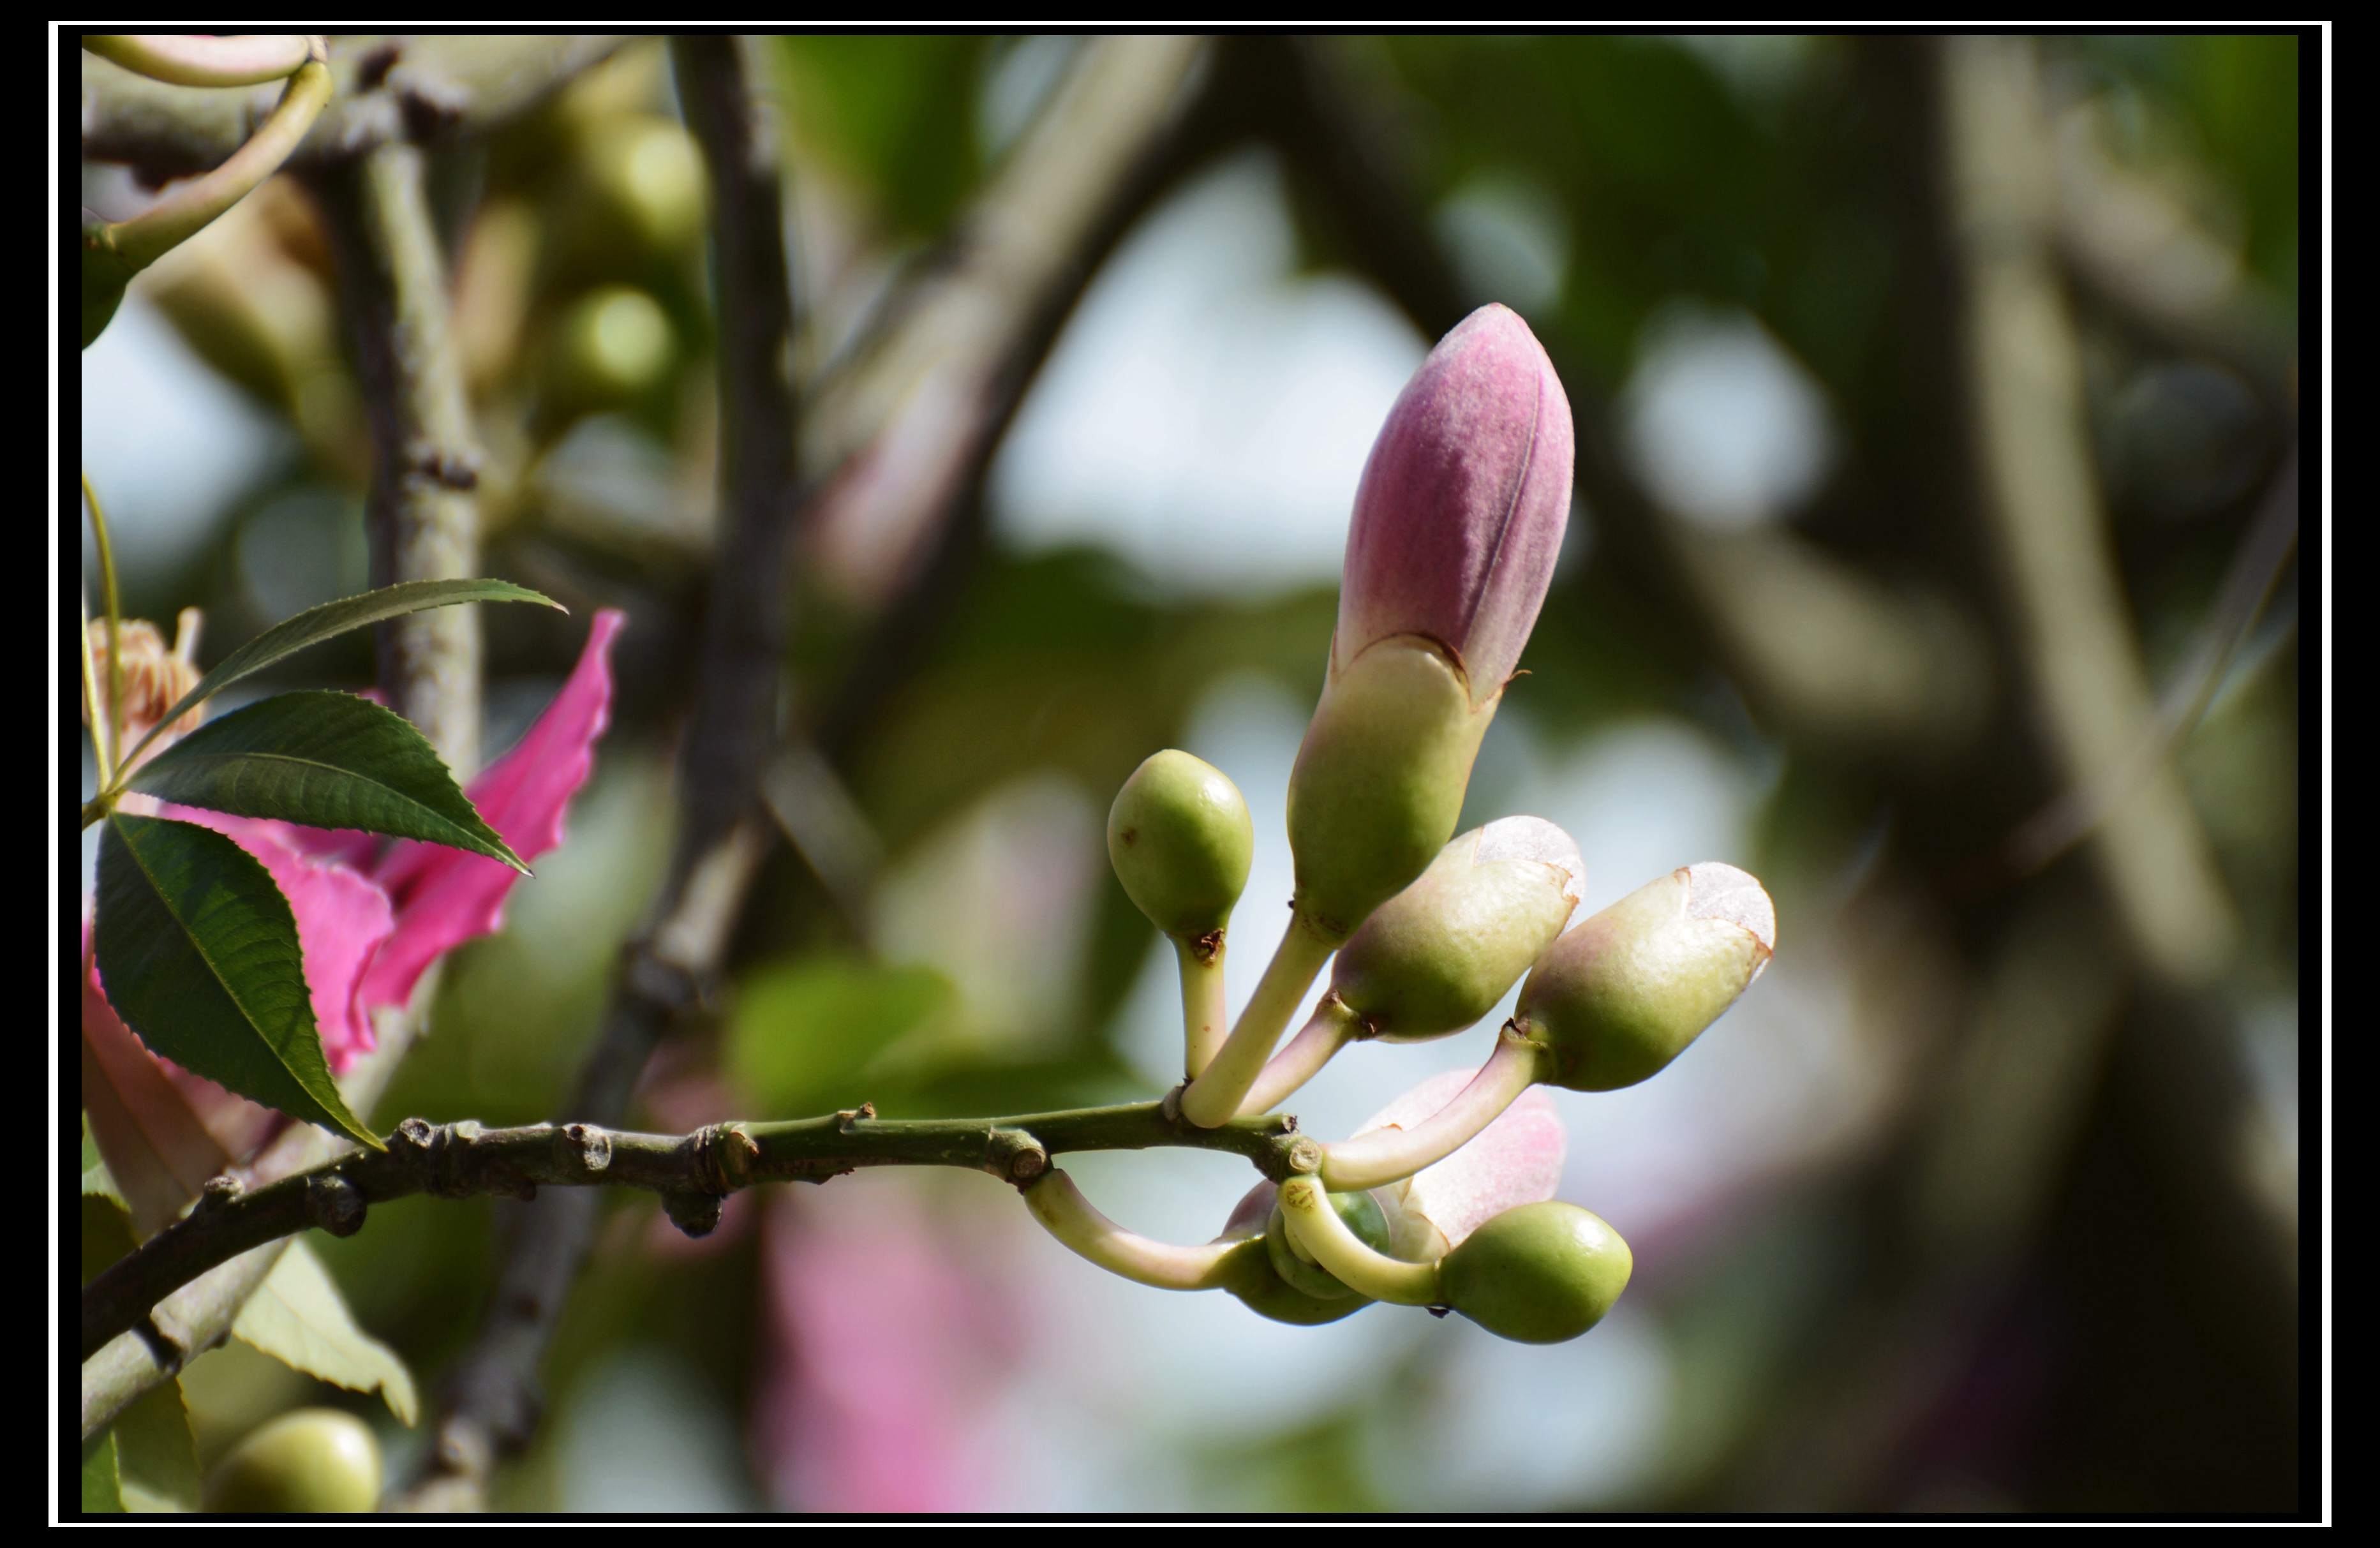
1285, 306, 1575, 945
1335, 302, 1574, 702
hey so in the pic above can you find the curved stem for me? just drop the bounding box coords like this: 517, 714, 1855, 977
107, 57, 331, 272
83, 34, 313, 88
1277, 1176, 1441, 1306
1238, 995, 1362, 1116
1023, 1170, 1241, 1291
1180, 916, 1335, 1128
1320, 1027, 1543, 1191
81, 473, 123, 782
78, 591, 114, 794
1176, 934, 1230, 1078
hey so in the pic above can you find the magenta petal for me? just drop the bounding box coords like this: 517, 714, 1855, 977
1337, 304, 1574, 699
1356, 1065, 1567, 1248
158, 806, 396, 1073
359, 610, 624, 1014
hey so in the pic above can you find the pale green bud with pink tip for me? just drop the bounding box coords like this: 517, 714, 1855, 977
1516, 861, 1777, 1092
1286, 304, 1574, 944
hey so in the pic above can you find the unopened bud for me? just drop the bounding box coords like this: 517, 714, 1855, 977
1515, 861, 1775, 1092
84, 611, 204, 753
1332, 816, 1582, 1041
1107, 750, 1253, 942
1438, 1200, 1632, 1344
1265, 1186, 1393, 1301
1217, 1180, 1371, 1327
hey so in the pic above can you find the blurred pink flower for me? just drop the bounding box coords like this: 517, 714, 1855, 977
1358, 1065, 1567, 1253
753, 1180, 1022, 1512
84, 612, 623, 1226
1335, 302, 1574, 703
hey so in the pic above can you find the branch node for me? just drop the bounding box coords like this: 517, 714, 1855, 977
1161, 1083, 1185, 1124
621, 941, 705, 1017
429, 1120, 484, 1198
836, 1102, 877, 1134
689, 1122, 760, 1194
558, 1122, 613, 1177
304, 1173, 368, 1238
986, 1129, 1050, 1185
1287, 1137, 1324, 1175
404, 437, 482, 490
660, 1191, 725, 1239
195, 1175, 246, 1214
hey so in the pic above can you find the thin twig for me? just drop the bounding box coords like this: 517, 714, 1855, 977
84, 1103, 1318, 1358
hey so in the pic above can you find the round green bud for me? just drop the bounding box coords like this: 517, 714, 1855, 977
1332, 815, 1582, 1041
1264, 1187, 1394, 1300
202, 1408, 383, 1514
1285, 637, 1497, 944
547, 284, 676, 410
1439, 1201, 1632, 1344
1107, 750, 1253, 941
1221, 1239, 1372, 1326
1515, 861, 1775, 1092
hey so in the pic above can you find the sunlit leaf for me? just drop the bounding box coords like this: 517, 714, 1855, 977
234, 1239, 420, 1427
114, 1378, 202, 1514
82, 1429, 123, 1514
130, 691, 526, 872
95, 814, 380, 1149
122, 578, 561, 770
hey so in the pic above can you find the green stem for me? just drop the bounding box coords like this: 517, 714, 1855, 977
1180, 915, 1336, 1128
77, 588, 114, 793
1320, 1026, 1543, 1191
1238, 994, 1362, 1116
83, 34, 314, 88
81, 473, 124, 782
1176, 933, 1230, 1078
1277, 1175, 1441, 1306
1022, 1170, 1244, 1290
105, 57, 331, 273
82, 1102, 1318, 1360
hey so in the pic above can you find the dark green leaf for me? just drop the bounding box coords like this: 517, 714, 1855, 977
121, 578, 561, 769
129, 691, 527, 872
95, 814, 381, 1149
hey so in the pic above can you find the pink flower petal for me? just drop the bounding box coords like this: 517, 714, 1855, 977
153, 806, 397, 1073
1356, 1066, 1566, 1247
359, 610, 623, 1015
753, 1185, 1011, 1512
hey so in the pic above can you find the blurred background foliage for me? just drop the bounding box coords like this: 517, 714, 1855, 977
82, 33, 2306, 1514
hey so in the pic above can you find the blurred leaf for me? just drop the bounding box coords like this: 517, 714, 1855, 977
725, 955, 953, 1117
126, 578, 561, 769
775, 36, 986, 235
130, 690, 526, 872
81, 1115, 128, 1207
115, 1378, 202, 1514
234, 1239, 420, 1427
95, 814, 378, 1149
82, 1428, 124, 1514
83, 1191, 137, 1286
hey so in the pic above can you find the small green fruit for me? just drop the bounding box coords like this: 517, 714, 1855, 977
1264, 1187, 1393, 1300
1214, 1237, 1371, 1327
1107, 750, 1253, 941
1439, 1202, 1632, 1344
203, 1408, 382, 1514
1515, 861, 1775, 1092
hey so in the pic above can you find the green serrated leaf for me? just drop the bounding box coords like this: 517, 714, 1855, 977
80, 1114, 128, 1206
115, 1378, 201, 1513
129, 691, 527, 872
234, 1239, 420, 1427
83, 1192, 137, 1286
82, 1428, 123, 1513
94, 814, 382, 1150
121, 578, 561, 770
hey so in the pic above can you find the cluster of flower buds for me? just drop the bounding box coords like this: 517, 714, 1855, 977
1025, 306, 1778, 1343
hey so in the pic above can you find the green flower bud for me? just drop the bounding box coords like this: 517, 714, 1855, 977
547, 285, 676, 412
1214, 1182, 1372, 1325
202, 1408, 382, 1513
1438, 1201, 1632, 1344
1332, 815, 1582, 1041
1514, 861, 1776, 1092
1286, 637, 1497, 944
1265, 1187, 1394, 1300
1106, 750, 1253, 942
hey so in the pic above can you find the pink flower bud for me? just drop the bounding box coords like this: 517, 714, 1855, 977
1335, 302, 1574, 704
